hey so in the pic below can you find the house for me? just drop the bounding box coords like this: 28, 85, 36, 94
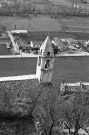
52, 37, 67, 52
15, 38, 30, 52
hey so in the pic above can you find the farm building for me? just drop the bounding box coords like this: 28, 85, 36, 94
52, 37, 67, 51
15, 38, 30, 52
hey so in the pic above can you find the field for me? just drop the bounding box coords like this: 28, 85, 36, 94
58, 16, 89, 33
50, 0, 86, 6
53, 56, 89, 86
0, 15, 89, 33
0, 58, 37, 77
0, 16, 64, 31
0, 56, 89, 87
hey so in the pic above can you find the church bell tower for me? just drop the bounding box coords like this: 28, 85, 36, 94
36, 36, 55, 83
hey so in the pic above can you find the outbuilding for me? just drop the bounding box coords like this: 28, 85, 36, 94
52, 37, 67, 52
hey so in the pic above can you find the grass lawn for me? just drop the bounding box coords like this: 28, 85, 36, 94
0, 58, 37, 77
0, 56, 89, 87
53, 56, 89, 86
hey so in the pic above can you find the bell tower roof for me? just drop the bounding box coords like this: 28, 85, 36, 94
40, 36, 54, 57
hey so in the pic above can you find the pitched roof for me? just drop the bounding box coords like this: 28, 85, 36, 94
40, 36, 54, 57
16, 38, 28, 48
52, 37, 67, 49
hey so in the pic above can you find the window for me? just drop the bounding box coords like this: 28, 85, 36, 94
41, 49, 42, 54
38, 56, 41, 66
45, 59, 50, 69
47, 52, 50, 56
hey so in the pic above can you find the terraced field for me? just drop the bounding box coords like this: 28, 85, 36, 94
53, 56, 89, 86
58, 16, 89, 33
0, 58, 37, 77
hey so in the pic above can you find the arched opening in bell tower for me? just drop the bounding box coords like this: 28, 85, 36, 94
45, 59, 50, 69
47, 52, 50, 56
38, 56, 41, 66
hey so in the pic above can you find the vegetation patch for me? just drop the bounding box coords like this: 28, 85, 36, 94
0, 79, 59, 135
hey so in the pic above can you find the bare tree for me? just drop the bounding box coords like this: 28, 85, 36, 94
33, 103, 56, 135
33, 85, 59, 135
56, 92, 89, 135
